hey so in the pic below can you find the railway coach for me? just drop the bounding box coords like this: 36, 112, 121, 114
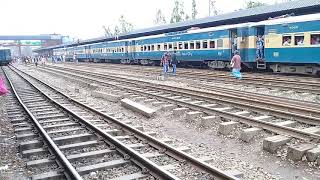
253, 13, 320, 75
0, 48, 12, 65
133, 25, 245, 67
56, 13, 320, 75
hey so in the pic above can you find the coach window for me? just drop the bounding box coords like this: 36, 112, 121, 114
209, 40, 215, 48
164, 43, 168, 50
144, 45, 147, 51
178, 42, 183, 49
282, 35, 292, 46
190, 42, 195, 49
203, 41, 208, 49
148, 45, 151, 51
311, 34, 320, 45
294, 35, 304, 45
151, 45, 155, 51
169, 43, 173, 50
140, 46, 143, 52
196, 41, 201, 49
157, 44, 161, 51
184, 42, 189, 49
173, 42, 178, 50
217, 39, 223, 48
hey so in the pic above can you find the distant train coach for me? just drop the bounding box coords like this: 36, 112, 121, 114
53, 13, 320, 75
0, 48, 11, 65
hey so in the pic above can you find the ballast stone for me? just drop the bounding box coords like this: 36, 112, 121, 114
200, 116, 220, 127
225, 169, 244, 179
172, 108, 189, 116
240, 127, 262, 142
287, 143, 316, 161
161, 104, 176, 111
121, 98, 156, 118
218, 121, 239, 135
186, 111, 203, 121
92, 91, 122, 102
263, 135, 291, 153
306, 147, 320, 162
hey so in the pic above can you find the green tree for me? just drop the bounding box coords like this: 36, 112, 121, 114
185, 14, 190, 21
246, 1, 266, 8
103, 15, 134, 37
154, 9, 167, 25
102, 25, 113, 38
119, 15, 133, 34
191, 0, 197, 20
209, 0, 218, 16
114, 25, 120, 36
170, 0, 186, 23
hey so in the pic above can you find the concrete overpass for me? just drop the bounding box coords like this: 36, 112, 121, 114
0, 34, 63, 56
0, 35, 62, 40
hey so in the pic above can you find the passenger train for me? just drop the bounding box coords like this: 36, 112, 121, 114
53, 13, 320, 75
0, 48, 12, 66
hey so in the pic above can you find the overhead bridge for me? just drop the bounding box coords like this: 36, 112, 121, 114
0, 35, 61, 41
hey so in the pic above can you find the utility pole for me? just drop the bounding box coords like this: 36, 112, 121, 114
18, 40, 22, 57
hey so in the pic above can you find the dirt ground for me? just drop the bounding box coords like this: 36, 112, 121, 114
0, 95, 29, 180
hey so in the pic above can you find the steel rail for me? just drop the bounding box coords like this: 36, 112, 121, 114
66, 63, 320, 92
11, 65, 238, 180
44, 65, 320, 124
2, 67, 83, 180
33, 65, 320, 141
67, 62, 320, 83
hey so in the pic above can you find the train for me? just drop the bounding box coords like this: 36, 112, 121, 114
0, 48, 11, 66
53, 13, 320, 75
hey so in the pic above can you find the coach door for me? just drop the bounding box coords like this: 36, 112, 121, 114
253, 26, 266, 69
85, 46, 91, 62
237, 27, 250, 61
230, 29, 238, 57
128, 40, 136, 61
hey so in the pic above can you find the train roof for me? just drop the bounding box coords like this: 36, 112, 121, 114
252, 13, 320, 26
131, 23, 253, 41
189, 23, 253, 34
34, 0, 320, 52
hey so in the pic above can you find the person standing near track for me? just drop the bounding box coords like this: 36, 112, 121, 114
41, 56, 46, 66
171, 50, 177, 75
73, 53, 77, 63
256, 35, 264, 60
160, 52, 169, 75
230, 50, 242, 79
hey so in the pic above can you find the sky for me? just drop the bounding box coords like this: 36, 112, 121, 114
1, 0, 282, 40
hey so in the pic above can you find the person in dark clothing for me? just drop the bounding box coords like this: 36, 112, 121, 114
171, 50, 178, 75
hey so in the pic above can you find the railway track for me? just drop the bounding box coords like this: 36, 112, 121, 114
18, 64, 320, 142
3, 66, 237, 180
65, 62, 320, 94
